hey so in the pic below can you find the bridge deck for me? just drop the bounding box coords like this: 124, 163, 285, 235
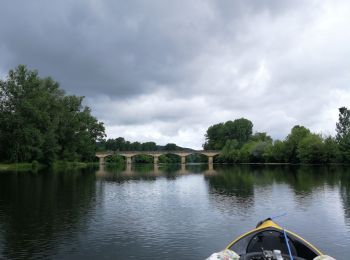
96, 150, 220, 156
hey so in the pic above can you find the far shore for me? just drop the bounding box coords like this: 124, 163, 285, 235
0, 161, 99, 172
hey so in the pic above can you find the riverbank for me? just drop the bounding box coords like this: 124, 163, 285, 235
0, 162, 43, 171
0, 161, 99, 172
51, 161, 98, 169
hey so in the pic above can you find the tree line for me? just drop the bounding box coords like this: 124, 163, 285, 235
2, 65, 349, 166
0, 65, 105, 164
204, 111, 350, 164
97, 138, 185, 152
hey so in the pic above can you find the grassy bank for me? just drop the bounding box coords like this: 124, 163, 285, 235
0, 162, 44, 172
51, 161, 99, 170
0, 161, 99, 172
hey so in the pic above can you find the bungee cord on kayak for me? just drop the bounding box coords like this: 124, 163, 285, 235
284, 229, 294, 260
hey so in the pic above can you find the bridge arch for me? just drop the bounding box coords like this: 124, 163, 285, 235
132, 153, 155, 164
158, 153, 182, 164
95, 150, 220, 165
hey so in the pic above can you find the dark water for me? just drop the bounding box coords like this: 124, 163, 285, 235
0, 164, 349, 259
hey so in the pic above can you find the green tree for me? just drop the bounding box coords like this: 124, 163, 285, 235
297, 134, 325, 164
141, 142, 157, 151
250, 141, 272, 163
250, 132, 273, 143
336, 107, 350, 162
239, 141, 256, 162
105, 137, 129, 151
219, 139, 240, 162
238, 140, 271, 163
57, 96, 105, 161
323, 136, 341, 163
203, 123, 225, 150
115, 137, 127, 150
159, 154, 172, 163
0, 65, 105, 164
269, 140, 287, 162
284, 125, 311, 163
105, 155, 125, 164
133, 154, 153, 163
130, 141, 142, 151
96, 140, 107, 151
164, 143, 178, 151
0, 66, 63, 163
336, 107, 350, 141
203, 118, 253, 150
225, 118, 253, 146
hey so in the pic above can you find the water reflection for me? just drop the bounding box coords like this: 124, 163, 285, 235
0, 165, 349, 259
95, 163, 217, 182
204, 166, 255, 217
204, 165, 350, 223
95, 163, 350, 226
340, 169, 350, 224
0, 169, 96, 259
206, 166, 254, 197
205, 165, 347, 195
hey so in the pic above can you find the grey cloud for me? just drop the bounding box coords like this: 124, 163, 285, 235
1, 0, 212, 97
0, 0, 307, 98
1, 0, 350, 148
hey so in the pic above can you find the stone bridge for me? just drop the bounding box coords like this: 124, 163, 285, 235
95, 150, 220, 165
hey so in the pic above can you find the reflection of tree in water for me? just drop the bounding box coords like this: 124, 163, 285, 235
245, 165, 341, 198
97, 163, 209, 182
206, 165, 346, 216
340, 168, 350, 224
186, 164, 210, 173
160, 164, 182, 179
261, 166, 342, 210
286, 166, 340, 195
285, 165, 350, 225
99, 164, 158, 182
0, 169, 96, 259
206, 166, 255, 215
208, 165, 254, 198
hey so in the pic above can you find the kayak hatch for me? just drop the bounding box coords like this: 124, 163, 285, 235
225, 218, 323, 260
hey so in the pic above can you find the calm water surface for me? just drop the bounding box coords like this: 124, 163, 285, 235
0, 164, 349, 259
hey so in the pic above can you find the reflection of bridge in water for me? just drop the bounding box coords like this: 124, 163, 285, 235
96, 163, 218, 179
95, 150, 220, 165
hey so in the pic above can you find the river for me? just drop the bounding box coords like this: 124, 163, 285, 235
0, 164, 349, 259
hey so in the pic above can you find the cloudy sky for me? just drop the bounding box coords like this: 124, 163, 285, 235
1, 0, 350, 149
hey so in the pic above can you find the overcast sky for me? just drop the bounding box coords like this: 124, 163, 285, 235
1, 0, 350, 149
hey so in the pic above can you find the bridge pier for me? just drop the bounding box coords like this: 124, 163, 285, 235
208, 156, 213, 164
99, 157, 105, 165
181, 156, 186, 164
153, 164, 159, 174
97, 162, 105, 173
126, 163, 132, 172
126, 156, 132, 164
154, 156, 159, 164
181, 163, 186, 172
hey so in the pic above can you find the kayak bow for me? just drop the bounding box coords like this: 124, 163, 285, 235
225, 218, 323, 260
